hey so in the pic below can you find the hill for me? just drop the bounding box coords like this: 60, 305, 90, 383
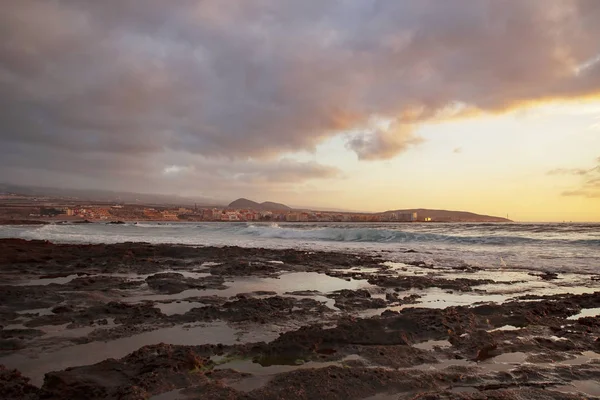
228, 198, 261, 209
228, 198, 291, 211
260, 201, 292, 211
382, 208, 511, 222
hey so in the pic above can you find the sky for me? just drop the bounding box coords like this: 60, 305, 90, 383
1, 1, 600, 222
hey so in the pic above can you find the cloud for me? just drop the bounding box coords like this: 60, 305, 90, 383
0, 141, 340, 198
230, 159, 342, 183
346, 122, 423, 160
162, 165, 192, 176
588, 178, 600, 187
169, 158, 342, 184
556, 157, 600, 198
547, 168, 593, 176
453, 147, 462, 154
1, 0, 600, 193
561, 189, 600, 198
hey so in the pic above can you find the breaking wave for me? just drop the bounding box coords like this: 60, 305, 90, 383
1, 221, 599, 249
238, 224, 600, 246
1, 221, 598, 274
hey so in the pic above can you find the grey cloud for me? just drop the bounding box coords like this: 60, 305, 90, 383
547, 168, 594, 176
557, 157, 600, 198
1, 0, 600, 192
161, 157, 342, 184
226, 160, 342, 183
346, 125, 424, 160
0, 141, 340, 196
154, 157, 342, 200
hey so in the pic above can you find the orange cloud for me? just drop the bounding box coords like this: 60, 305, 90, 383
1, 0, 600, 178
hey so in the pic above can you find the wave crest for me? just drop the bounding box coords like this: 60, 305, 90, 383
237, 224, 600, 245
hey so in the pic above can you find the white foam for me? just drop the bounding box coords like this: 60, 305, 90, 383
2, 222, 599, 274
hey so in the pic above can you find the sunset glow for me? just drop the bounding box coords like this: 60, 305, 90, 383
1, 1, 599, 221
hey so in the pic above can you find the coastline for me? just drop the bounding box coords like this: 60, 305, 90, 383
0, 239, 599, 399
0, 218, 513, 225
2, 221, 598, 276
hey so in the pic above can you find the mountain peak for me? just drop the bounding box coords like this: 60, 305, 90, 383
381, 208, 511, 222
228, 198, 291, 211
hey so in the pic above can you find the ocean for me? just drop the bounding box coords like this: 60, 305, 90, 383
1, 222, 598, 274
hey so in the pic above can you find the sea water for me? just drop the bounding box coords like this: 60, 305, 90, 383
1, 222, 598, 273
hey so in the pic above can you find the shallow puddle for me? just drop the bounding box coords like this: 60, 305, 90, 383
476, 280, 555, 295
567, 307, 600, 320
14, 275, 82, 286
413, 357, 473, 371
2, 323, 28, 330
207, 271, 372, 296
128, 271, 373, 303
216, 354, 363, 376
413, 339, 452, 351
40, 324, 96, 338
479, 351, 600, 372
382, 263, 535, 283
382, 263, 600, 300
488, 325, 521, 332
554, 380, 600, 397
200, 262, 221, 267
0, 321, 271, 386
353, 287, 515, 319
389, 288, 512, 311
226, 375, 273, 393
412, 349, 600, 375
11, 270, 211, 287
151, 270, 212, 280
16, 308, 54, 316
331, 266, 383, 274
156, 301, 207, 316
559, 351, 600, 365
215, 354, 365, 393
485, 351, 527, 365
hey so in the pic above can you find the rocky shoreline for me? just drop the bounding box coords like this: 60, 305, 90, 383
1, 239, 599, 399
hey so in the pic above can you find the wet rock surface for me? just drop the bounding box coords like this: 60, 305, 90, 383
0, 365, 40, 400
146, 272, 226, 294
367, 275, 495, 291
449, 330, 498, 361
327, 289, 387, 311
209, 261, 284, 277
0, 239, 599, 399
